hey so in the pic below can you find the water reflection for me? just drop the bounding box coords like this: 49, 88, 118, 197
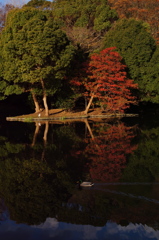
0, 118, 159, 239
82, 120, 138, 182
1, 218, 159, 240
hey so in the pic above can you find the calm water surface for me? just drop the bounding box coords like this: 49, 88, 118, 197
0, 116, 159, 240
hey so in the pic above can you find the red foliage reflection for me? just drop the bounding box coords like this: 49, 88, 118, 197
84, 121, 138, 182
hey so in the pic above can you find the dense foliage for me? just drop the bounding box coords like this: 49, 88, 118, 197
103, 18, 158, 102
103, 19, 156, 80
52, 0, 118, 52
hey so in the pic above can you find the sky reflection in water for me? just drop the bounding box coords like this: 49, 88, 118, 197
0, 217, 159, 240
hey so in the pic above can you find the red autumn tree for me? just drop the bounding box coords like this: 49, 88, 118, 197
83, 47, 138, 114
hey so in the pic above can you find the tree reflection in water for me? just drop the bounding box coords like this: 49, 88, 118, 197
1, 119, 159, 233
80, 120, 138, 182
0, 121, 86, 225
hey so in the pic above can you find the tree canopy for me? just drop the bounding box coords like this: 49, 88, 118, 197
24, 0, 52, 10
52, 0, 118, 52
53, 0, 117, 30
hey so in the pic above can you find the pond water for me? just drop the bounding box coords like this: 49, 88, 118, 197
0, 115, 159, 240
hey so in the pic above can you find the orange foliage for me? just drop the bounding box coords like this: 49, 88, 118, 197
84, 47, 138, 113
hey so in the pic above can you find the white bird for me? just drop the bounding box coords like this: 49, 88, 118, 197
38, 113, 41, 117
80, 182, 94, 187
77, 181, 94, 188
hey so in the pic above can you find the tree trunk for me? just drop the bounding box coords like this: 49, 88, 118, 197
43, 121, 49, 144
43, 93, 49, 116
31, 91, 40, 113
84, 119, 100, 150
84, 119, 95, 139
40, 79, 49, 116
84, 96, 87, 109
84, 95, 94, 115
41, 122, 49, 162
31, 122, 40, 146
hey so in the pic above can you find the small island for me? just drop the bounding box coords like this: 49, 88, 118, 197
6, 108, 138, 122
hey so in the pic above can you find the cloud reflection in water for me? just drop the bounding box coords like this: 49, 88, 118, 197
0, 217, 159, 240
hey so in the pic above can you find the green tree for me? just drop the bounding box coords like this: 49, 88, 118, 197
141, 46, 159, 103
0, 49, 22, 101
53, 0, 118, 52
0, 8, 74, 116
0, 3, 18, 101
103, 19, 156, 101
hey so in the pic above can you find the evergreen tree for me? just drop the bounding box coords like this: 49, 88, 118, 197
142, 46, 159, 103
103, 19, 157, 101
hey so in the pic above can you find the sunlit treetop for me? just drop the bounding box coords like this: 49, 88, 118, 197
23, 0, 52, 10
52, 0, 118, 32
